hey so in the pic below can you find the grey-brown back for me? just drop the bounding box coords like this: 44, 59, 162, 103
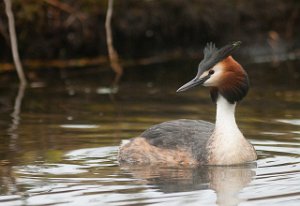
141, 119, 214, 163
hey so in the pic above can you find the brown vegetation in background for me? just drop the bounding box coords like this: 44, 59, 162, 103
0, 0, 299, 61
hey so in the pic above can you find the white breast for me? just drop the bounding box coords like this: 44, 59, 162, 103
207, 95, 257, 165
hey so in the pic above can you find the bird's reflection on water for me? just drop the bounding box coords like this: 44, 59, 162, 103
121, 163, 256, 206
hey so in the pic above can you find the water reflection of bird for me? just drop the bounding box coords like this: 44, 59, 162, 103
120, 165, 256, 206
118, 41, 257, 166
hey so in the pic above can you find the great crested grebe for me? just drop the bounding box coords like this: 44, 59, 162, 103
118, 41, 257, 166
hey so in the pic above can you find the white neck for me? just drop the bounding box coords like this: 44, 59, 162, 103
208, 95, 257, 165
215, 95, 238, 132
208, 95, 247, 165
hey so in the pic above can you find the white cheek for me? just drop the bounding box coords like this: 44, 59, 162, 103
201, 63, 224, 87
203, 70, 223, 87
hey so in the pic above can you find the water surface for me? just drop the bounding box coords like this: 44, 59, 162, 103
0, 60, 299, 205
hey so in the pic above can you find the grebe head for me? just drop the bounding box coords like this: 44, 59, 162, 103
177, 41, 249, 104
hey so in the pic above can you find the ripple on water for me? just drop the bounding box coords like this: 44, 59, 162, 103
16, 164, 89, 176
276, 119, 300, 126
0, 135, 296, 206
60, 124, 100, 129
65, 146, 118, 161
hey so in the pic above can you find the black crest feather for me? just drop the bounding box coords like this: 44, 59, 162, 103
197, 41, 241, 77
203, 42, 218, 60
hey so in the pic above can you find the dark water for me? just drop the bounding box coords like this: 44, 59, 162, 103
0, 60, 299, 206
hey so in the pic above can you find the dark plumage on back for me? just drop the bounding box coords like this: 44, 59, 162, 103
141, 119, 214, 163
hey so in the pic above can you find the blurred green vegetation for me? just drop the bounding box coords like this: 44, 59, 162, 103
0, 0, 299, 61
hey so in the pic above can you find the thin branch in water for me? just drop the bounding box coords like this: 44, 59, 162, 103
8, 84, 26, 153
105, 0, 123, 85
4, 0, 27, 86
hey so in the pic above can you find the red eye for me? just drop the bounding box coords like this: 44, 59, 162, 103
209, 70, 215, 75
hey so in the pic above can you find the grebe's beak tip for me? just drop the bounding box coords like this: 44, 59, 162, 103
176, 85, 186, 92
176, 87, 184, 93
176, 77, 207, 93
